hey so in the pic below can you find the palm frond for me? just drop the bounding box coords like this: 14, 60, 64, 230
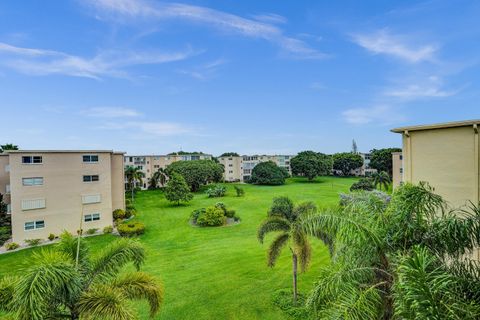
267, 233, 290, 268
77, 285, 134, 320
111, 272, 164, 318
56, 231, 89, 270
257, 217, 291, 243
292, 228, 311, 272
0, 276, 18, 313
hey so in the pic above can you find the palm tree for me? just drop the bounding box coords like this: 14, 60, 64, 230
302, 183, 480, 319
0, 232, 163, 320
372, 171, 391, 191
148, 168, 168, 189
257, 197, 317, 302
125, 165, 145, 201
0, 143, 18, 153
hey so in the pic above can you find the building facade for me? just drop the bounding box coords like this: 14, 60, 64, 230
392, 151, 403, 188
0, 150, 125, 243
219, 155, 294, 182
392, 120, 480, 208
349, 153, 377, 176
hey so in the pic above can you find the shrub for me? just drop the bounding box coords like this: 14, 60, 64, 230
234, 185, 245, 197
190, 208, 206, 224
125, 207, 136, 219
25, 239, 42, 247
249, 161, 289, 185
271, 289, 309, 319
205, 185, 227, 198
117, 221, 146, 237
113, 209, 126, 220
225, 209, 236, 218
196, 206, 226, 227
6, 242, 19, 251
86, 228, 98, 235
0, 226, 11, 246
350, 177, 375, 191
214, 202, 227, 214
48, 233, 56, 241
103, 225, 113, 234
164, 173, 194, 205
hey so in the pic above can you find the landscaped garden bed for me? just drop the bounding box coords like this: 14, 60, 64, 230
190, 202, 240, 227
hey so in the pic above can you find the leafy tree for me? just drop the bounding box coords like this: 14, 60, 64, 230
164, 173, 193, 205
290, 151, 332, 181
166, 160, 223, 192
369, 148, 402, 176
0, 232, 163, 320
0, 144, 18, 153
332, 152, 363, 176
125, 166, 145, 201
302, 183, 480, 319
148, 168, 167, 189
220, 152, 240, 157
249, 161, 289, 185
167, 151, 205, 155
372, 171, 391, 191
350, 177, 375, 191
257, 197, 319, 302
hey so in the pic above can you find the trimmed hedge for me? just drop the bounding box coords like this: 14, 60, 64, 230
117, 221, 145, 237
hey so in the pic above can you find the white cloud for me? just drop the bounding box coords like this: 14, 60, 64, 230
342, 105, 404, 125
178, 58, 227, 80
351, 29, 437, 63
81, 107, 142, 118
251, 13, 287, 24
100, 120, 192, 136
0, 42, 195, 79
384, 76, 458, 99
82, 0, 326, 59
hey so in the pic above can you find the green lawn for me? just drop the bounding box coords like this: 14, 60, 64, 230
0, 176, 357, 319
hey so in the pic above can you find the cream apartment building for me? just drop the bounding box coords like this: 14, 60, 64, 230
392, 119, 480, 208
392, 151, 403, 188
0, 150, 125, 243
124, 153, 212, 189
219, 154, 294, 182
349, 152, 377, 176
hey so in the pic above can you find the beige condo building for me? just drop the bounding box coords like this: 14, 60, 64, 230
219, 154, 294, 182
0, 150, 125, 243
392, 119, 480, 208
392, 151, 403, 188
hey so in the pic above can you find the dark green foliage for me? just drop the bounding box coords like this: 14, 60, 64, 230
103, 226, 113, 234
48, 233, 55, 241
271, 289, 309, 319
234, 185, 245, 197
112, 209, 126, 220
0, 193, 11, 246
196, 207, 226, 227
350, 177, 375, 191
0, 144, 18, 153
369, 148, 402, 176
166, 160, 224, 192
290, 151, 332, 181
24, 239, 41, 247
164, 173, 194, 205
148, 168, 167, 189
372, 171, 391, 190
332, 152, 364, 176
86, 228, 98, 235
220, 152, 240, 157
168, 151, 206, 155
225, 209, 236, 218
249, 161, 289, 185
5, 242, 19, 251
190, 208, 206, 224
0, 226, 11, 246
205, 185, 227, 198
117, 221, 146, 237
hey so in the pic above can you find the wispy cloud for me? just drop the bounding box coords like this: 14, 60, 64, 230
80, 107, 142, 118
100, 120, 192, 136
251, 13, 287, 24
82, 0, 326, 59
384, 76, 459, 99
342, 105, 404, 125
178, 58, 227, 80
351, 29, 437, 63
0, 42, 195, 79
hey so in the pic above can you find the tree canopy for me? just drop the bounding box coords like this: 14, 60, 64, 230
290, 151, 332, 181
164, 173, 193, 205
220, 152, 240, 157
249, 161, 289, 185
165, 160, 223, 192
332, 152, 364, 175
0, 144, 18, 153
167, 151, 206, 155
369, 148, 402, 176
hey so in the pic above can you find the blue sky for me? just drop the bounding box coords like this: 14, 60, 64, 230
0, 0, 479, 155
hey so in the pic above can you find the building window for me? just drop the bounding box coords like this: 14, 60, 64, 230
83, 175, 99, 182
84, 213, 101, 222
82, 194, 101, 204
229, 164, 233, 167
6, 185, 10, 194
83, 155, 99, 163
22, 177, 44, 186
400, 168, 403, 174
22, 156, 42, 164
399, 155, 403, 160
6, 204, 11, 214
21, 198, 46, 210
24, 220, 45, 231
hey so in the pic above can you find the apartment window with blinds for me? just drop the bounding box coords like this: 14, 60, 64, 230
83, 155, 99, 163
22, 177, 44, 186
22, 156, 42, 164
82, 194, 101, 204
22, 198, 46, 210
83, 175, 99, 182
84, 213, 100, 222
24, 220, 45, 231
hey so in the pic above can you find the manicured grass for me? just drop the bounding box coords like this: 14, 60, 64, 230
0, 176, 357, 319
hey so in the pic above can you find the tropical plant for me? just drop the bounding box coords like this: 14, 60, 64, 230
0, 232, 163, 319
302, 183, 480, 319
369, 148, 402, 176
165, 160, 224, 192
149, 168, 168, 189
205, 184, 227, 198
372, 171, 391, 191
249, 161, 289, 185
234, 185, 245, 197
24, 239, 42, 247
350, 177, 375, 191
257, 197, 320, 302
125, 165, 145, 201
332, 152, 364, 176
164, 173, 194, 205
196, 206, 226, 227
117, 221, 145, 237
5, 242, 19, 251
290, 151, 332, 181
0, 144, 18, 153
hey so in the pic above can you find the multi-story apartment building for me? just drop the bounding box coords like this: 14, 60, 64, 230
124, 153, 213, 189
392, 119, 480, 208
392, 151, 403, 188
219, 154, 294, 182
349, 153, 377, 176
0, 150, 125, 243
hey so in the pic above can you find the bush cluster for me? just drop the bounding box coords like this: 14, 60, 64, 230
86, 228, 98, 235
5, 242, 19, 251
205, 185, 227, 198
350, 177, 375, 191
117, 221, 145, 237
191, 203, 239, 227
103, 225, 113, 234
48, 233, 56, 241
271, 289, 309, 319
24, 239, 42, 247
0, 226, 11, 247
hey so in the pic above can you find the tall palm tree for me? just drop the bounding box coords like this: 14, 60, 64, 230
125, 165, 145, 201
257, 197, 317, 302
149, 168, 168, 189
302, 183, 480, 319
0, 232, 163, 320
372, 171, 391, 191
